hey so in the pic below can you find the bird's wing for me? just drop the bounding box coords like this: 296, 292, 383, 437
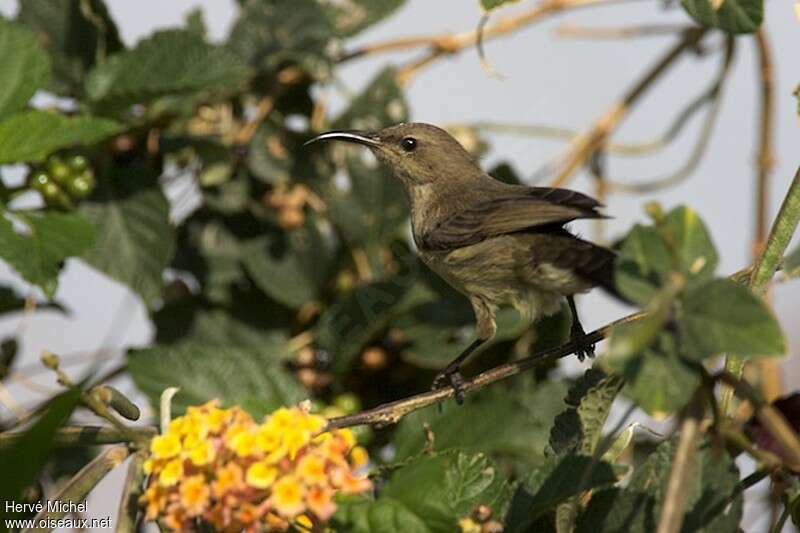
420, 187, 606, 251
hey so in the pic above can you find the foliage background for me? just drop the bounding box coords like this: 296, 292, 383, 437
0, 0, 798, 531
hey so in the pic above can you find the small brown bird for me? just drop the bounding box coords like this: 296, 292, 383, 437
308, 123, 622, 401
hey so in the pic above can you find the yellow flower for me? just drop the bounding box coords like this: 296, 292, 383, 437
230, 430, 256, 457
205, 406, 228, 432
459, 517, 482, 533
297, 454, 327, 486
266, 407, 294, 431
255, 424, 282, 453
271, 475, 306, 518
187, 439, 215, 466
142, 485, 166, 519
351, 446, 369, 469
158, 458, 183, 487
298, 412, 326, 433
295, 514, 314, 531
150, 434, 181, 459
245, 461, 278, 489
284, 429, 311, 460
143, 458, 155, 475
179, 475, 210, 517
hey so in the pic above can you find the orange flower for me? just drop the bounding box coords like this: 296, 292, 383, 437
180, 475, 211, 516
213, 461, 244, 498
297, 454, 327, 486
306, 486, 336, 521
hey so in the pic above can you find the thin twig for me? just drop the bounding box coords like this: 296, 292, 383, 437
326, 310, 645, 429
24, 446, 129, 533
557, 22, 691, 39
544, 28, 706, 186
0, 425, 156, 449
116, 451, 146, 533
656, 393, 704, 533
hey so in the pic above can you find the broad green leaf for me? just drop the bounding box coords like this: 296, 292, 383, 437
241, 216, 336, 309
326, 0, 406, 37
662, 206, 718, 285
506, 455, 622, 532
548, 368, 623, 457
623, 436, 742, 532
189, 221, 244, 305
575, 489, 656, 533
335, 451, 509, 532
86, 30, 250, 107
393, 382, 569, 463
611, 333, 699, 417
17, 0, 124, 94
615, 225, 672, 306
784, 244, 800, 278
80, 168, 175, 306
246, 118, 295, 185
0, 20, 50, 119
0, 210, 95, 297
334, 498, 430, 533
333, 67, 408, 132
128, 339, 303, 419
316, 273, 421, 374
681, 0, 763, 34
679, 278, 785, 359
0, 110, 122, 164
228, 0, 334, 79
0, 388, 80, 507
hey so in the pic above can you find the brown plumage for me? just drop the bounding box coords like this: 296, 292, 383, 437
307, 123, 622, 401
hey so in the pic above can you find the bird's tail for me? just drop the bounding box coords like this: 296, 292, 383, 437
568, 236, 630, 305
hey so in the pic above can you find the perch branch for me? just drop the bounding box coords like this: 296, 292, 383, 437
0, 425, 156, 449
557, 22, 691, 39
326, 310, 644, 429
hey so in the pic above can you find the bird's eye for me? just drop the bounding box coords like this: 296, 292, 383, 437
400, 137, 417, 152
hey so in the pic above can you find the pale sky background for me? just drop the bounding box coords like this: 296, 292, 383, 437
0, 0, 798, 531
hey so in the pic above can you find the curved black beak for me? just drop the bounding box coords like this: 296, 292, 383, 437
304, 130, 380, 148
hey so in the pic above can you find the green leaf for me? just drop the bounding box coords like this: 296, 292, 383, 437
228, 0, 334, 79
333, 67, 408, 132
128, 339, 303, 419
392, 382, 569, 463
246, 119, 295, 185
316, 274, 420, 374
0, 110, 122, 164
17, 0, 124, 95
662, 206, 718, 285
336, 451, 510, 532
0, 19, 50, 119
681, 0, 763, 34
611, 333, 699, 417
0, 210, 95, 297
784, 244, 800, 278
506, 454, 622, 531
481, 0, 521, 11
617, 436, 743, 533
241, 217, 336, 309
325, 0, 406, 37
615, 225, 672, 306
0, 388, 80, 507
548, 368, 623, 457
80, 168, 175, 306
575, 489, 656, 533
679, 278, 785, 359
86, 30, 250, 107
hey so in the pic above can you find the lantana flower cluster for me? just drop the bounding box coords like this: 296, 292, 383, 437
141, 400, 371, 531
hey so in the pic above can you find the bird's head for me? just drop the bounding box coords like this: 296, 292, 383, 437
305, 122, 481, 188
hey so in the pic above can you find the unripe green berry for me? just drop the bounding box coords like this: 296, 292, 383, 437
47, 157, 70, 184
41, 181, 62, 201
68, 155, 89, 173
65, 176, 93, 199
29, 171, 50, 191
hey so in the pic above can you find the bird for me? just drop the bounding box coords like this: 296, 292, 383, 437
306, 123, 623, 402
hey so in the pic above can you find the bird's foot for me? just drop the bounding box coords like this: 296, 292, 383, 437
432, 368, 466, 405
570, 323, 595, 362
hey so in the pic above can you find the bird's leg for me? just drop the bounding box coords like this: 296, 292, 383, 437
567, 295, 594, 361
432, 338, 486, 404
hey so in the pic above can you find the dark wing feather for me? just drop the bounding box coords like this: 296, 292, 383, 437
420, 187, 606, 251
